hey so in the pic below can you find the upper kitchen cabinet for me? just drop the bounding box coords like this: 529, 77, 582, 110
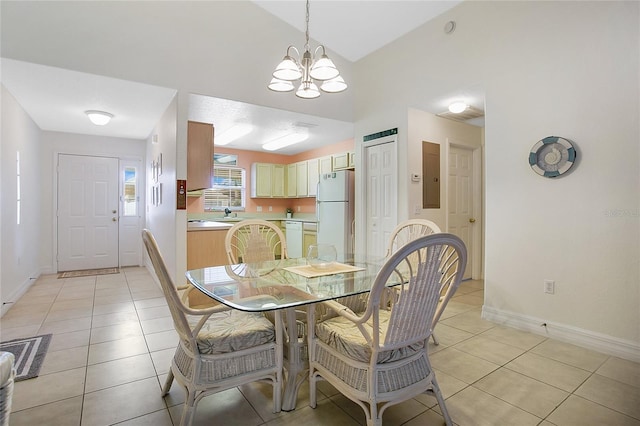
287, 163, 297, 197
296, 161, 308, 197
332, 152, 349, 170
187, 121, 214, 191
307, 158, 319, 197
251, 163, 286, 198
319, 156, 332, 174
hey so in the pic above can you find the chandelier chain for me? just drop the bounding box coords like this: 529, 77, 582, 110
304, 0, 310, 51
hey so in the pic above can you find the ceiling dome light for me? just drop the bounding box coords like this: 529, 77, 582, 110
448, 102, 468, 114
85, 110, 113, 125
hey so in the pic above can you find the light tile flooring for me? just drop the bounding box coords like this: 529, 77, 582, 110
1, 267, 639, 425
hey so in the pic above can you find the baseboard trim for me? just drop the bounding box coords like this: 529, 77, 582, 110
482, 306, 640, 363
1, 271, 40, 317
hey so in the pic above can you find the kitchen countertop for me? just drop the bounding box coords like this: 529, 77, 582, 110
188, 215, 317, 223
187, 221, 234, 231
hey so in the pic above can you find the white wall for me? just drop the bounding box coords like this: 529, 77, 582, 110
0, 85, 42, 314
145, 96, 179, 281
39, 132, 147, 273
354, 1, 639, 360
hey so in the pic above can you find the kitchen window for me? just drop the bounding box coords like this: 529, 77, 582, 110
203, 166, 245, 211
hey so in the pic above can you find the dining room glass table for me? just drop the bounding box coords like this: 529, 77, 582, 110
185, 255, 385, 411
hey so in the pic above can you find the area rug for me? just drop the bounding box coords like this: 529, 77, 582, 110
58, 267, 119, 279
0, 334, 52, 381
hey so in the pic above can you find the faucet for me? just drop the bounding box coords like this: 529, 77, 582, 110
224, 207, 231, 217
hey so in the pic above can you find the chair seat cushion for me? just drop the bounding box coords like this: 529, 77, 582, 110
315, 310, 425, 363
189, 310, 275, 355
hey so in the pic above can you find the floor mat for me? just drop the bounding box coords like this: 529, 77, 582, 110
58, 267, 120, 279
0, 334, 52, 381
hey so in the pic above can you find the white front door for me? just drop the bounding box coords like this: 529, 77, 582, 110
448, 145, 475, 279
57, 154, 119, 271
364, 140, 397, 258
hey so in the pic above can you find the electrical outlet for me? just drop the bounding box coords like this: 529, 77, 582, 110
544, 280, 555, 294
257, 206, 262, 212
269, 206, 273, 212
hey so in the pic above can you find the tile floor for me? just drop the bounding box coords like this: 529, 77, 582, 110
1, 267, 639, 425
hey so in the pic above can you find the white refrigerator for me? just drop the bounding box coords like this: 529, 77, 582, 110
316, 170, 355, 260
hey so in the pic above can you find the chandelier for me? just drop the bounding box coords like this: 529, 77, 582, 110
268, 0, 347, 99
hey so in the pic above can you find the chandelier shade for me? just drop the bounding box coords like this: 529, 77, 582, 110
268, 0, 347, 99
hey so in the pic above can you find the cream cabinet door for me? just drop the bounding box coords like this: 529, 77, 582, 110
307, 159, 319, 197
287, 163, 297, 197
251, 163, 272, 198
296, 161, 308, 197
332, 152, 349, 170
319, 156, 333, 174
272, 164, 286, 197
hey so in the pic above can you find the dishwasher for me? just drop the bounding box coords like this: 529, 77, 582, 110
285, 221, 303, 258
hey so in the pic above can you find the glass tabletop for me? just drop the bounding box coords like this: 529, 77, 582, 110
185, 256, 385, 312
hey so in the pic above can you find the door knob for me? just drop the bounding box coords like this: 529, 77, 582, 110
112, 217, 117, 222
469, 218, 476, 223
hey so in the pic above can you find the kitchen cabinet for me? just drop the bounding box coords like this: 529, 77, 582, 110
307, 158, 319, 197
250, 163, 286, 198
332, 152, 349, 170
319, 155, 332, 174
348, 151, 355, 168
303, 222, 317, 256
272, 164, 286, 197
296, 161, 308, 197
287, 163, 297, 197
187, 121, 214, 191
187, 229, 228, 269
251, 163, 272, 198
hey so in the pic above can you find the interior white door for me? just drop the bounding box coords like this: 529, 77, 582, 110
448, 146, 474, 279
364, 141, 397, 258
57, 154, 119, 271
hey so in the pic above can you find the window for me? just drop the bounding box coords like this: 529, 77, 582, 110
123, 167, 138, 216
203, 166, 245, 211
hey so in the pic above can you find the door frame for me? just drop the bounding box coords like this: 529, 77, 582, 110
445, 140, 484, 279
52, 152, 144, 272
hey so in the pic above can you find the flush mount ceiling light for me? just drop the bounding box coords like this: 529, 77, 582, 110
215, 124, 254, 146
85, 110, 113, 126
268, 0, 347, 99
262, 133, 309, 151
448, 101, 468, 114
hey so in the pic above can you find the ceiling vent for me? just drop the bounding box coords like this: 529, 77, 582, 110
437, 106, 484, 122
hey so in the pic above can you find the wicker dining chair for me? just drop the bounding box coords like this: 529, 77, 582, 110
385, 218, 444, 344
385, 219, 441, 258
142, 229, 283, 426
224, 220, 310, 406
225, 219, 287, 264
308, 233, 467, 426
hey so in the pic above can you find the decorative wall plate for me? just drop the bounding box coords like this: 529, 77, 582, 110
529, 136, 576, 178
